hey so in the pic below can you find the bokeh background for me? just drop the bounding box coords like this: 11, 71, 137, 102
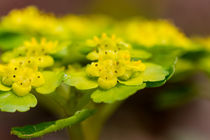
0, 0, 210, 140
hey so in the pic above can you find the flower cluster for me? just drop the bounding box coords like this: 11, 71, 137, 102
117, 20, 191, 49
2, 38, 58, 65
86, 34, 146, 89
0, 6, 64, 37
0, 38, 58, 96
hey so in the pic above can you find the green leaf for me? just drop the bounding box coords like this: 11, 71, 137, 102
11, 109, 95, 139
91, 83, 146, 103
0, 31, 29, 50
140, 63, 169, 82
64, 71, 98, 90
119, 75, 143, 86
0, 91, 37, 112
120, 63, 169, 87
36, 71, 64, 94
130, 49, 151, 59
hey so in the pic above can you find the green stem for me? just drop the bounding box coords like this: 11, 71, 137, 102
36, 86, 122, 140
68, 124, 84, 140
82, 101, 122, 140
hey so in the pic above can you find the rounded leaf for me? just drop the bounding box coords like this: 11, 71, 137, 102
140, 63, 169, 82
0, 91, 37, 112
64, 71, 98, 90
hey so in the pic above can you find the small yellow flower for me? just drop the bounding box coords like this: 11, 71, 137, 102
0, 56, 46, 96
117, 20, 191, 49
86, 34, 146, 89
23, 38, 59, 56
1, 6, 64, 37
2, 38, 58, 68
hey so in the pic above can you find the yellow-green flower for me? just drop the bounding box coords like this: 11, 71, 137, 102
115, 19, 191, 49
0, 6, 64, 36
0, 57, 45, 96
0, 38, 63, 96
86, 34, 146, 89
2, 38, 58, 66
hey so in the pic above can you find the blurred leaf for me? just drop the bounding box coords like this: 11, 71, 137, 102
11, 109, 95, 139
0, 91, 37, 112
0, 31, 29, 50
130, 49, 151, 59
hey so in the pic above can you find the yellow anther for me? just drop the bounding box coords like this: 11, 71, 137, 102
128, 61, 146, 71
98, 77, 117, 89
12, 81, 32, 96
31, 72, 45, 87
86, 62, 101, 77
36, 55, 54, 68
98, 50, 116, 60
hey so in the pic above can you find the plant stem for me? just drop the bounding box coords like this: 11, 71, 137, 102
67, 124, 84, 140
82, 101, 122, 140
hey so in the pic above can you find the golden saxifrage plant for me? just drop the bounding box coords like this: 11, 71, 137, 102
0, 6, 209, 140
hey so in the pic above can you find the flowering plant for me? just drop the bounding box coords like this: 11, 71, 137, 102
0, 7, 208, 140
